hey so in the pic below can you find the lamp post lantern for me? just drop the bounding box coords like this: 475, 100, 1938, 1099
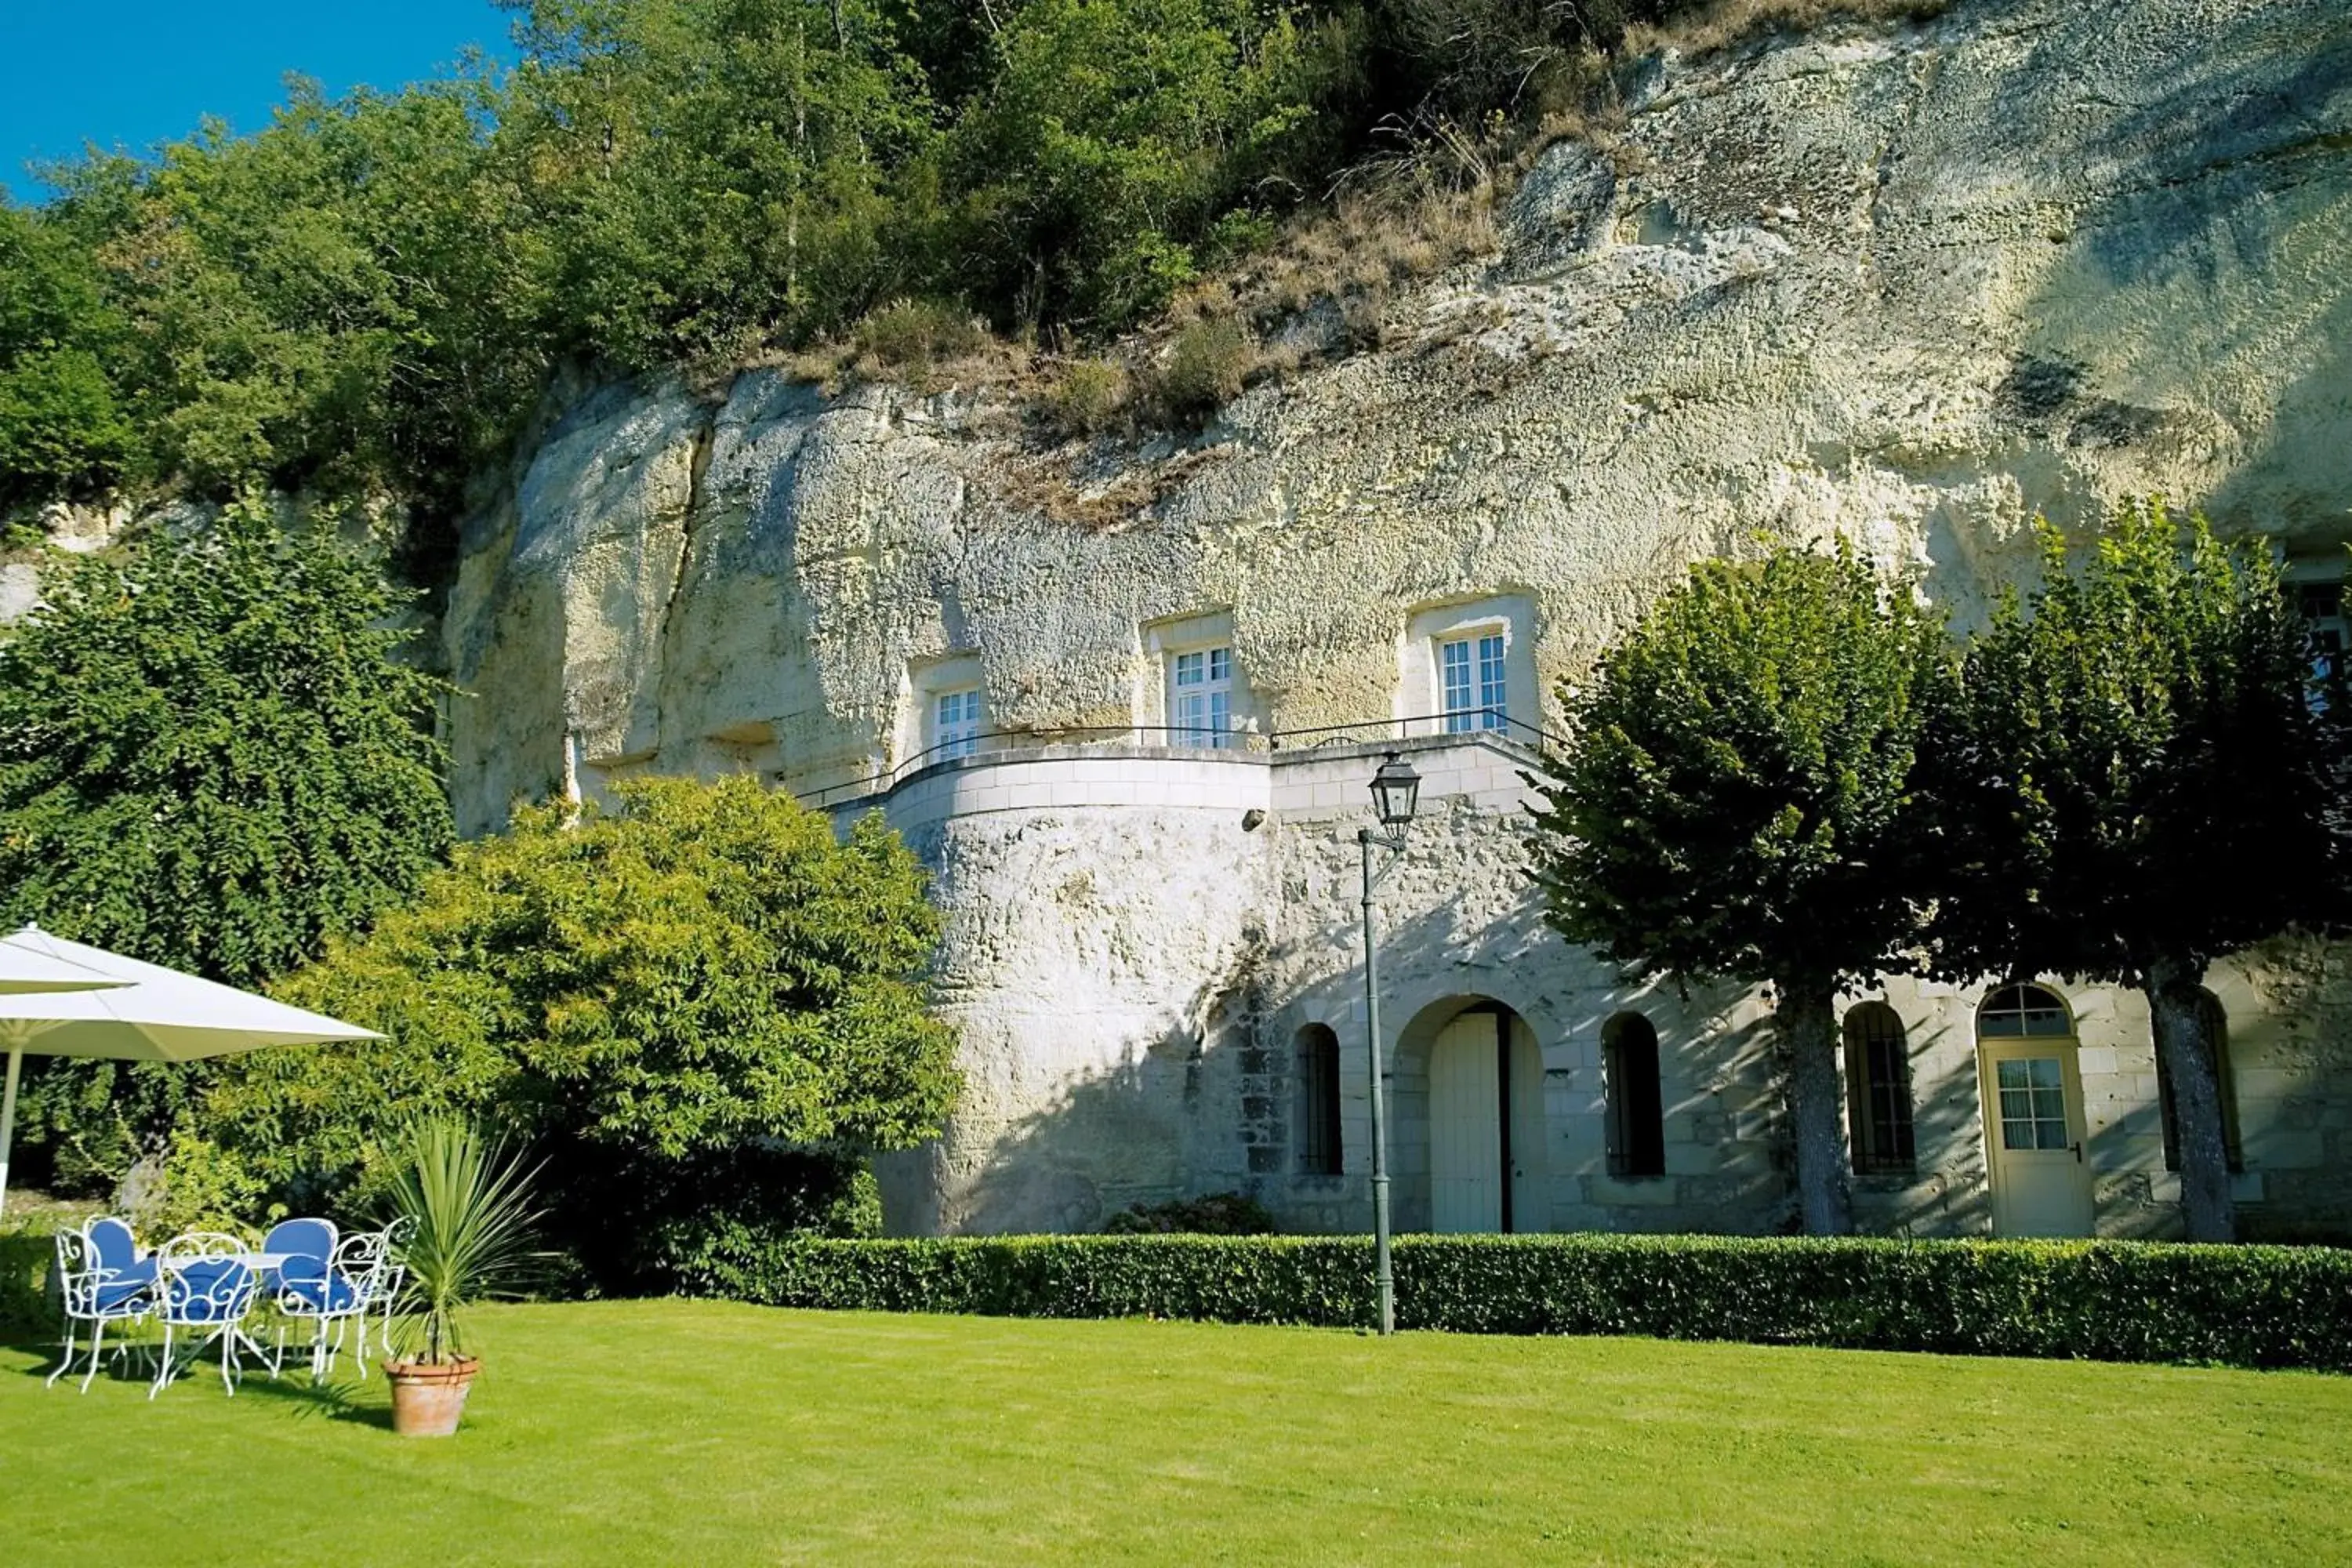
1358, 750, 1420, 1335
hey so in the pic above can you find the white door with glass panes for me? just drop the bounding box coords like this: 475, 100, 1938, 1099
934, 688, 982, 760
1976, 985, 2093, 1237
1439, 631, 1507, 733
1171, 646, 1233, 749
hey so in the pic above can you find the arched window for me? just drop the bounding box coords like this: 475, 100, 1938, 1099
1296, 1025, 1342, 1176
1844, 1003, 1915, 1174
2158, 990, 2244, 1174
1602, 1012, 1665, 1178
1976, 983, 2072, 1038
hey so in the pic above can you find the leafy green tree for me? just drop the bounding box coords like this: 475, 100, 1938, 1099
0, 205, 140, 508
206, 774, 960, 1283
1527, 546, 1950, 1234
1918, 501, 2350, 1243
0, 495, 452, 1182
945, 0, 1316, 327
504, 0, 935, 368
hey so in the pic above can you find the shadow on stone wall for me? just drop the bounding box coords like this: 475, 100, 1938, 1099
929, 898, 1848, 1238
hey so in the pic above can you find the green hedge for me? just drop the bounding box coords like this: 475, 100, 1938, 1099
670, 1232, 2352, 1372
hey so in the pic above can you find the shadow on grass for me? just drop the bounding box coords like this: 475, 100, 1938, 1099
3, 1327, 395, 1428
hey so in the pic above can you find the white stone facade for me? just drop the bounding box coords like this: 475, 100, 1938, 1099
844, 732, 2352, 1241
418, 0, 2352, 1240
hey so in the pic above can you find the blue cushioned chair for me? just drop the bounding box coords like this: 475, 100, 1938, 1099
150, 1232, 261, 1398
47, 1221, 155, 1393
85, 1215, 157, 1289
270, 1218, 375, 1380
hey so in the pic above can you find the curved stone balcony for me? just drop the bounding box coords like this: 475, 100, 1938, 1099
803, 713, 1554, 829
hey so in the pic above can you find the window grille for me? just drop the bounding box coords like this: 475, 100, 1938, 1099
2158, 990, 2244, 1174
1603, 1012, 1664, 1178
1975, 984, 2071, 1038
1843, 1003, 1915, 1175
1296, 1025, 1342, 1176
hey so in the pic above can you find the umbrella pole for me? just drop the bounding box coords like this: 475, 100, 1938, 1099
0, 1046, 18, 1219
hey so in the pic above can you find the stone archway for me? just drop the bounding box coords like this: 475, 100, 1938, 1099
1394, 996, 1547, 1233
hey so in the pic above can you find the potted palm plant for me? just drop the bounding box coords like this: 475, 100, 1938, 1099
380, 1117, 543, 1438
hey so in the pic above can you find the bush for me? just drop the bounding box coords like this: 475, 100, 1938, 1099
1149, 318, 1255, 424
0, 1225, 54, 1336
206, 775, 958, 1293
1103, 1192, 1276, 1235
1046, 357, 1131, 438
670, 1232, 2352, 1372
853, 298, 990, 374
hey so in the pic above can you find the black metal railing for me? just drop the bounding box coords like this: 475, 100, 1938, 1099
786, 706, 1563, 811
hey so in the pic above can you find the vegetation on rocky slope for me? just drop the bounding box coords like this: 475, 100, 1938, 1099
0, 0, 1957, 562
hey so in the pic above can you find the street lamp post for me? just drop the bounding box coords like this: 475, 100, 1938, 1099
1359, 751, 1421, 1337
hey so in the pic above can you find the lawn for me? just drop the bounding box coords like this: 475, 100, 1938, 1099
6, 1300, 2349, 1566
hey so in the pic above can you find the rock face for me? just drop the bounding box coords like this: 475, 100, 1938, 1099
439, 0, 2352, 1238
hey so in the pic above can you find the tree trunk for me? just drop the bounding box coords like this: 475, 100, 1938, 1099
1777, 980, 1853, 1236
2146, 955, 2236, 1243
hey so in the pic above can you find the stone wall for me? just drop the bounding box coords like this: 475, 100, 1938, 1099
419, 0, 2352, 1238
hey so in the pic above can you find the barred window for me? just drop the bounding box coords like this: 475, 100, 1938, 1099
1843, 1003, 1915, 1175
2158, 991, 2244, 1174
1296, 1025, 1342, 1176
1603, 1012, 1664, 1178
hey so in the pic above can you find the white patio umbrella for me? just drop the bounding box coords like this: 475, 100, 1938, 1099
0, 925, 382, 1217
0, 927, 129, 996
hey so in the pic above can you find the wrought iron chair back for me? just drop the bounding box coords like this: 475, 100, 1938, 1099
67, 1223, 146, 1310
154, 1232, 259, 1327
376, 1214, 416, 1313
149, 1232, 264, 1399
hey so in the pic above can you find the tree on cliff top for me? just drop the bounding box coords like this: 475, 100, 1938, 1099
1918, 500, 2351, 1243
0, 495, 453, 1187
1526, 544, 1950, 1235
201, 773, 960, 1284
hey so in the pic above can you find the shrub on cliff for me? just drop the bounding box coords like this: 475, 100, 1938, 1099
198, 774, 960, 1287
1526, 544, 1951, 1235
0, 495, 453, 1189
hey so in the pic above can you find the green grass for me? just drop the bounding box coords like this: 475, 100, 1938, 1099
7, 1299, 2350, 1566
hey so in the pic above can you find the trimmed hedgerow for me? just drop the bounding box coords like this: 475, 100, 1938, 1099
669, 1231, 2352, 1372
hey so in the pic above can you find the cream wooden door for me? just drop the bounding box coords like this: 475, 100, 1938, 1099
1980, 1038, 2095, 1236
1506, 1025, 1546, 1231
1430, 1014, 1502, 1232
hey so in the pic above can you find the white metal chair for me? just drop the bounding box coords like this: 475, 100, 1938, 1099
369, 1215, 416, 1357
149, 1232, 262, 1398
274, 1229, 378, 1381
46, 1223, 156, 1393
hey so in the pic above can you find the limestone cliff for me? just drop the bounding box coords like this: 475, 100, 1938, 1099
441, 0, 2352, 833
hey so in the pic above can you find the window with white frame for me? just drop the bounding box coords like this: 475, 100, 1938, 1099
1439, 630, 1508, 733
1171, 645, 1235, 749
933, 688, 982, 760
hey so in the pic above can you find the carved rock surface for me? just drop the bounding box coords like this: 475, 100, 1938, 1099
445, 0, 2352, 829
433, 0, 2352, 1235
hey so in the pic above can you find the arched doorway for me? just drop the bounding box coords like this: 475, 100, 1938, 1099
1423, 1003, 1546, 1233
1976, 983, 2095, 1236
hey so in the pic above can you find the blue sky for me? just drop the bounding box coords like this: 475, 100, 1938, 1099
0, 2, 517, 204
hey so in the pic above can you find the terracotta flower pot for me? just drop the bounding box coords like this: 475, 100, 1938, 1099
386, 1356, 480, 1437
